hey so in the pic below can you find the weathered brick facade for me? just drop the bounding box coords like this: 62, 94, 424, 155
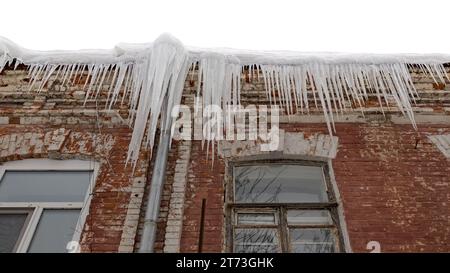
1, 64, 449, 252
0, 67, 150, 252
171, 123, 450, 253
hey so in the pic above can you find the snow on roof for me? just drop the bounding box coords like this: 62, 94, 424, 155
3, 33, 450, 65
1, 33, 449, 165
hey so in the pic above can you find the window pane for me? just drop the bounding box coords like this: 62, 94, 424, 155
234, 165, 328, 203
0, 213, 28, 253
289, 228, 336, 253
234, 228, 280, 253
27, 209, 80, 253
0, 171, 92, 202
287, 210, 333, 226
237, 213, 276, 225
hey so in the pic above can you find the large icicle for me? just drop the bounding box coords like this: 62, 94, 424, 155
124, 34, 190, 164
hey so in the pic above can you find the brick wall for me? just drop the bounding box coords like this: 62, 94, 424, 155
176, 123, 450, 253
1, 64, 449, 253
0, 66, 150, 252
332, 123, 450, 252
172, 66, 450, 253
180, 141, 225, 252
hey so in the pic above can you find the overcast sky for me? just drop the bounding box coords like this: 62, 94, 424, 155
2, 0, 449, 53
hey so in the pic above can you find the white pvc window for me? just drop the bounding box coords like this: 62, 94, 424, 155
0, 159, 98, 253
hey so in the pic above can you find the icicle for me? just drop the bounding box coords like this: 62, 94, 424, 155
29, 64, 45, 91
108, 64, 130, 108
2, 33, 450, 166
121, 64, 133, 106
38, 64, 58, 92
126, 34, 190, 164
84, 64, 101, 104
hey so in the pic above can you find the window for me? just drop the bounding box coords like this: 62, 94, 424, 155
227, 161, 344, 253
0, 159, 98, 253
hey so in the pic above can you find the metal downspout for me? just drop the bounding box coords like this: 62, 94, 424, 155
138, 100, 172, 253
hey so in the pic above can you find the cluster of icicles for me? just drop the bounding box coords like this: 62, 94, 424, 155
1, 34, 449, 165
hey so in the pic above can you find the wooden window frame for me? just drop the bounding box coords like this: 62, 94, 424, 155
225, 159, 346, 253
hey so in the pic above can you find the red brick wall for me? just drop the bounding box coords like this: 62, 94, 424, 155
0, 67, 150, 253
0, 124, 149, 252
180, 142, 225, 252
332, 123, 450, 252
178, 123, 450, 253
2, 65, 450, 253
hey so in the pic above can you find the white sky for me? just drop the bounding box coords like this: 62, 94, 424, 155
2, 0, 450, 54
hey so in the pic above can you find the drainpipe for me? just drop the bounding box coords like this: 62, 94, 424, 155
139, 97, 172, 253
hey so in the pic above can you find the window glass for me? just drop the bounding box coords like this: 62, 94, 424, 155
234, 228, 280, 253
0, 171, 92, 202
234, 165, 328, 203
0, 213, 29, 253
287, 210, 333, 226
231, 162, 342, 253
289, 228, 335, 253
27, 209, 81, 253
237, 212, 277, 225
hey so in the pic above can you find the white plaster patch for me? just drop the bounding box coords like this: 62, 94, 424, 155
219, 131, 338, 159
284, 132, 338, 158
118, 176, 146, 253
163, 141, 191, 253
0, 117, 9, 124
428, 134, 450, 158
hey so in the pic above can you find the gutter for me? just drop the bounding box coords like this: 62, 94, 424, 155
138, 98, 172, 253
